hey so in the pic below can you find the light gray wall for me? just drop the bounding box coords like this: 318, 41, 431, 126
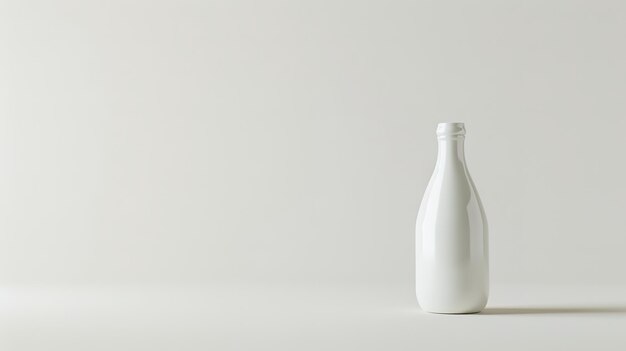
1, 0, 625, 285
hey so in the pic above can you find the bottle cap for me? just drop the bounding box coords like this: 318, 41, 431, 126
437, 122, 465, 137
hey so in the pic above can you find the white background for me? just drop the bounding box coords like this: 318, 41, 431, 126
1, 0, 625, 349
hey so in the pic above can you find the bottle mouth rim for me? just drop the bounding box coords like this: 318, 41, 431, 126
436, 122, 465, 137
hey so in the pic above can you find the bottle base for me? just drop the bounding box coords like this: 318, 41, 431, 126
422, 309, 483, 315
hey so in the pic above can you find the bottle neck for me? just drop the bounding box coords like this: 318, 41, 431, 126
436, 137, 466, 165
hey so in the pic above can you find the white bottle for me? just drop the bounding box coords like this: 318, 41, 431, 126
416, 123, 489, 314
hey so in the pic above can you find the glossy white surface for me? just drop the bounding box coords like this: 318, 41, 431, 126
416, 123, 489, 313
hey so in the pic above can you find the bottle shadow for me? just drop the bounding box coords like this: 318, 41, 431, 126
480, 306, 626, 315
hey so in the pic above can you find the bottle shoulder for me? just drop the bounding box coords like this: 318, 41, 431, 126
418, 163, 486, 220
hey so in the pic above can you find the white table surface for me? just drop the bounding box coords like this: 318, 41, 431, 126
1, 283, 625, 350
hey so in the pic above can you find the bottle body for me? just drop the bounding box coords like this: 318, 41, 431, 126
416, 123, 489, 314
